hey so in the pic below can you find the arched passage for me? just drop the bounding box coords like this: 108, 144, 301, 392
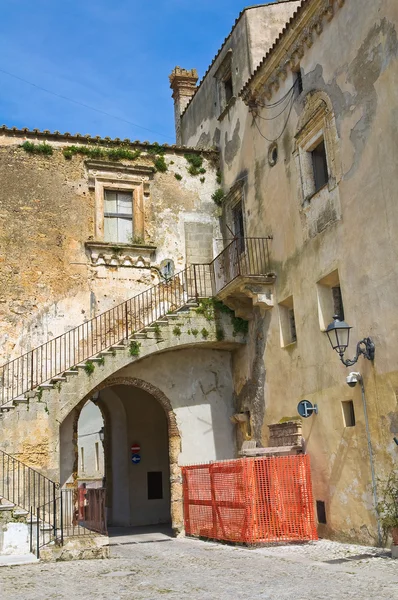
60, 376, 182, 534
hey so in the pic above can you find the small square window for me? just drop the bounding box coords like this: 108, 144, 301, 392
311, 140, 329, 192
342, 400, 356, 427
104, 190, 133, 244
316, 500, 327, 524
147, 472, 163, 500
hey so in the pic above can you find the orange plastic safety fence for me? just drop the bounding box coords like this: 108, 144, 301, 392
182, 455, 318, 544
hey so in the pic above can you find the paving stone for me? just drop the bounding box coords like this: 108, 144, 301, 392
0, 537, 397, 599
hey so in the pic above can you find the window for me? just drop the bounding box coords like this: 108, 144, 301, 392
95, 442, 100, 471
311, 139, 329, 192
317, 270, 345, 331
332, 285, 344, 321
224, 74, 233, 104
104, 190, 133, 244
80, 447, 84, 472
147, 472, 163, 500
316, 500, 327, 524
279, 296, 297, 347
342, 401, 356, 427
232, 201, 245, 253
293, 68, 303, 95
216, 50, 234, 116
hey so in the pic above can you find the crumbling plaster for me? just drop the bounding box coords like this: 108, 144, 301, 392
0, 138, 220, 363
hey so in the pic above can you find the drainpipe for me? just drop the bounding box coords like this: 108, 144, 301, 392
355, 372, 382, 546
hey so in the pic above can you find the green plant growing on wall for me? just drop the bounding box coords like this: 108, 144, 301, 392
84, 361, 95, 375
212, 298, 249, 336
184, 153, 206, 176
154, 155, 168, 172
191, 328, 199, 337
174, 173, 182, 181
98, 356, 105, 366
128, 235, 145, 245
21, 141, 53, 155
172, 326, 182, 337
36, 389, 43, 402
44, 403, 50, 415
200, 177, 205, 183
201, 328, 209, 339
195, 298, 215, 322
216, 327, 225, 342
153, 323, 162, 338
62, 145, 141, 161
129, 341, 141, 357
216, 169, 222, 185
211, 189, 224, 206
146, 143, 166, 155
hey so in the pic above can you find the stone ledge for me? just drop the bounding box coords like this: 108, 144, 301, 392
85, 241, 157, 268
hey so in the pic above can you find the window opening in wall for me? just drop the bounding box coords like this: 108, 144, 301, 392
342, 400, 356, 427
316, 500, 327, 524
147, 471, 163, 500
311, 139, 329, 192
232, 201, 245, 253
80, 447, 84, 472
160, 259, 175, 280
104, 190, 133, 244
268, 142, 278, 167
293, 68, 303, 95
279, 295, 297, 347
95, 442, 100, 471
224, 74, 233, 104
288, 308, 297, 343
332, 285, 345, 321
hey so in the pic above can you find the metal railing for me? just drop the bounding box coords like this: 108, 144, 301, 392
0, 264, 212, 407
0, 449, 57, 519
211, 237, 272, 295
0, 238, 272, 407
35, 487, 107, 558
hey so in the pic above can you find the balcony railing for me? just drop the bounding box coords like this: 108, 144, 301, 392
211, 237, 272, 295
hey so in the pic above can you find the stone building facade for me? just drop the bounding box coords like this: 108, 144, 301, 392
172, 0, 398, 544
0, 0, 397, 547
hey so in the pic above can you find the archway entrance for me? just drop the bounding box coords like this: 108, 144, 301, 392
99, 383, 171, 528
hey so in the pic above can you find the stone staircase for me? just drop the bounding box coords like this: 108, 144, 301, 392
0, 300, 215, 418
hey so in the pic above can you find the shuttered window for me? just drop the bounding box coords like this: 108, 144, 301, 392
104, 190, 133, 243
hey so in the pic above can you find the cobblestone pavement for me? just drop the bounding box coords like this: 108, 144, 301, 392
1, 535, 397, 600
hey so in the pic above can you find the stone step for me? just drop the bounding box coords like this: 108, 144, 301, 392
0, 403, 15, 413
13, 396, 28, 404
13, 509, 29, 516
89, 357, 104, 363
38, 383, 55, 390
110, 344, 126, 350
51, 376, 67, 383
130, 333, 147, 339
0, 502, 15, 510
63, 370, 79, 376
99, 351, 115, 356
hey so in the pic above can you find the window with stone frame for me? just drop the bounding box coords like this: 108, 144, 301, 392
294, 92, 341, 205
103, 190, 134, 244
279, 295, 297, 347
215, 50, 234, 116
232, 201, 245, 254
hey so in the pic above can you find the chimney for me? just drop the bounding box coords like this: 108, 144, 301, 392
169, 67, 198, 145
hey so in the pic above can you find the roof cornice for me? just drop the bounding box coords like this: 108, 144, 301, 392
240, 0, 345, 104
0, 125, 218, 155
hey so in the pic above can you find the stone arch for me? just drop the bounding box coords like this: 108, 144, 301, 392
75, 375, 183, 534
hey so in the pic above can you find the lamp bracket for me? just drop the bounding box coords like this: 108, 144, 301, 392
339, 337, 375, 367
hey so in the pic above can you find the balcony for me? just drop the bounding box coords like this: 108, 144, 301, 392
210, 237, 275, 318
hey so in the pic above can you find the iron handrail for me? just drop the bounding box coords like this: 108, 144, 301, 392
0, 237, 272, 407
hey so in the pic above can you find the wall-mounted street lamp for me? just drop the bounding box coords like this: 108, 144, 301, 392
325, 315, 375, 367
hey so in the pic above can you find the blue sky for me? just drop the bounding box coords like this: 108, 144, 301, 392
0, 1, 273, 144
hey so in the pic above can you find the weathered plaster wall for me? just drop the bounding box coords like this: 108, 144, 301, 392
179, 0, 398, 544
179, 2, 300, 150
0, 136, 220, 363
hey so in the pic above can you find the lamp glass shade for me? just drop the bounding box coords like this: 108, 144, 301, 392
326, 316, 352, 356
